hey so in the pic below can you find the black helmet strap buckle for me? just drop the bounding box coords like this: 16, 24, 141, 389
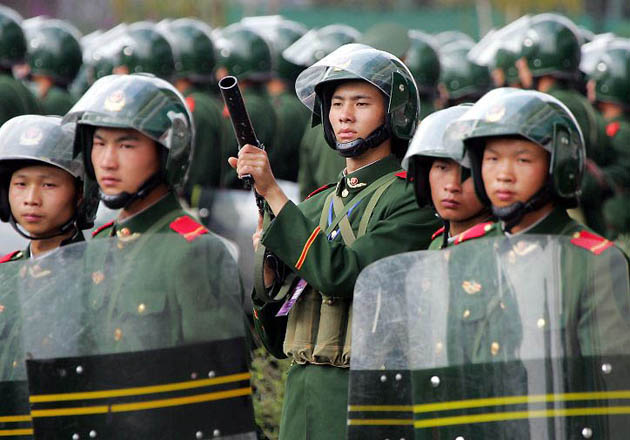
99, 171, 164, 210
9, 213, 77, 241
334, 119, 393, 158
492, 180, 553, 233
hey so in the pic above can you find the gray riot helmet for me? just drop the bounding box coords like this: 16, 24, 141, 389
296, 43, 419, 158
64, 74, 194, 210
0, 115, 99, 239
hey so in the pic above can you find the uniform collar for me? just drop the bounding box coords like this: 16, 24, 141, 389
335, 155, 400, 198
503, 206, 569, 236
114, 192, 179, 235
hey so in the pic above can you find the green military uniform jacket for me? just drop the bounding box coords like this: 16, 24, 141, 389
90, 191, 243, 353
221, 85, 277, 188
38, 85, 75, 116
182, 86, 225, 200
449, 206, 630, 364
0, 73, 41, 125
297, 125, 346, 200
268, 89, 311, 182
252, 155, 439, 440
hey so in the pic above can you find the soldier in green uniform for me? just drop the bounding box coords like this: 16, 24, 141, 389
0, 115, 97, 263
437, 41, 492, 108
55, 73, 255, 437
514, 13, 612, 233
405, 30, 441, 119
403, 105, 492, 249
0, 115, 98, 439
585, 39, 630, 238
230, 44, 439, 440
214, 23, 277, 189
291, 24, 361, 199
158, 18, 225, 198
23, 18, 82, 115
0, 7, 40, 124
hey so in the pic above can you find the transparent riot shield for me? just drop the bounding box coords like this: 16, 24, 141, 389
204, 181, 300, 305
0, 263, 32, 438
12, 233, 255, 440
349, 235, 630, 440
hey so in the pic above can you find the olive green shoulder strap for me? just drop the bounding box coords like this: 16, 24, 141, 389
357, 175, 397, 237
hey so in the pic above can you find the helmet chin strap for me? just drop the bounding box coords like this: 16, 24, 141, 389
334, 120, 393, 158
99, 172, 163, 210
492, 183, 553, 233
9, 214, 77, 241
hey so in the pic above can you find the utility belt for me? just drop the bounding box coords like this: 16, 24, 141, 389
256, 171, 399, 368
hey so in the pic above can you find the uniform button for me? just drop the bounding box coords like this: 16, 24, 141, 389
435, 342, 443, 354
462, 309, 471, 319
120, 228, 131, 237
537, 318, 546, 329
484, 224, 492, 232
137, 303, 146, 314
0, 304, 4, 312
114, 328, 123, 341
499, 301, 506, 310
12, 360, 17, 368
491, 342, 500, 356
324, 298, 334, 305
341, 189, 349, 198
573, 232, 581, 239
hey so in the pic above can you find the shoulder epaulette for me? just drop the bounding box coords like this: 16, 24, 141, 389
185, 96, 196, 113
454, 221, 494, 245
0, 250, 21, 264
395, 170, 407, 179
606, 121, 620, 137
170, 215, 209, 242
570, 230, 614, 255
306, 183, 335, 200
92, 220, 114, 237
431, 226, 446, 241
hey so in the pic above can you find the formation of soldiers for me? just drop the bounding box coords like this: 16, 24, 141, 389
0, 4, 628, 439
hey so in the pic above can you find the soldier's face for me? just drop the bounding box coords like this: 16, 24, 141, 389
9, 165, 77, 237
429, 159, 484, 221
481, 137, 550, 208
329, 81, 386, 144
91, 128, 161, 196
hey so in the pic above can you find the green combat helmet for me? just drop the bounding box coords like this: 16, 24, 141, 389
456, 87, 585, 230
214, 23, 272, 81
114, 21, 176, 79
282, 24, 360, 72
439, 42, 492, 104
242, 16, 307, 83
64, 74, 194, 210
0, 115, 99, 239
23, 18, 83, 86
89, 24, 129, 81
0, 5, 26, 69
519, 13, 583, 81
579, 32, 616, 77
295, 43, 419, 157
405, 30, 441, 96
433, 30, 475, 48
157, 18, 216, 84
468, 16, 531, 88
587, 38, 630, 108
402, 104, 473, 207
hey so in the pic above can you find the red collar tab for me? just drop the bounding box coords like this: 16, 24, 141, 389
570, 230, 614, 255
92, 220, 114, 237
431, 226, 446, 241
606, 121, 620, 137
454, 221, 494, 245
0, 250, 20, 264
306, 183, 335, 200
395, 170, 407, 179
185, 96, 196, 113
170, 215, 209, 242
